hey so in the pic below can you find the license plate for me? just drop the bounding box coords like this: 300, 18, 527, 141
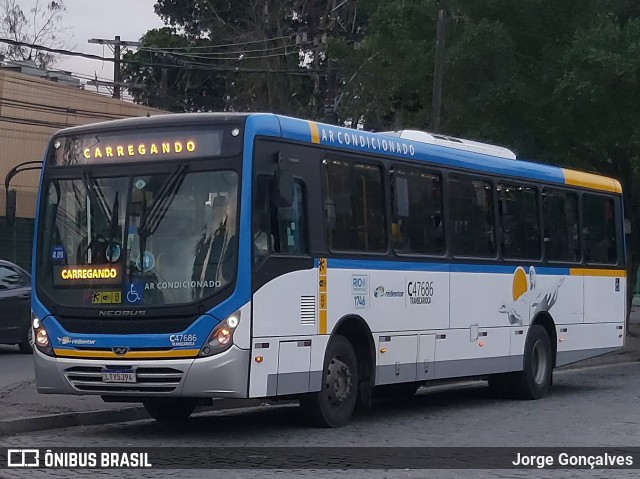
101, 369, 136, 383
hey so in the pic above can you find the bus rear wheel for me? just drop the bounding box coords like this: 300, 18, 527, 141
300, 335, 358, 428
143, 398, 197, 422
511, 324, 553, 399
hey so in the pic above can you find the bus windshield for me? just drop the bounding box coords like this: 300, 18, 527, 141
38, 169, 238, 308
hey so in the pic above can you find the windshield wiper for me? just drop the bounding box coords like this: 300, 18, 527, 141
137, 165, 189, 272
82, 172, 122, 264
82, 171, 111, 223
106, 192, 120, 262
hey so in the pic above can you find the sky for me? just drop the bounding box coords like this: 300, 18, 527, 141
20, 0, 165, 81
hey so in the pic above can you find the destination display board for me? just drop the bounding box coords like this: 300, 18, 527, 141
50, 127, 238, 166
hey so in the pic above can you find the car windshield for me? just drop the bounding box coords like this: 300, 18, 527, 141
38, 169, 238, 308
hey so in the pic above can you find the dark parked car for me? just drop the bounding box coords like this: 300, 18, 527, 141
0, 260, 32, 353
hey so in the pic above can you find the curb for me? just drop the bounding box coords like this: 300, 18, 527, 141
0, 398, 267, 436
0, 406, 148, 436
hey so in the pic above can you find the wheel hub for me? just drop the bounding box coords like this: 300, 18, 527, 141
327, 356, 352, 404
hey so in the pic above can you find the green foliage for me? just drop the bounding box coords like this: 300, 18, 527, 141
122, 28, 226, 112
125, 1, 640, 187
122, 1, 365, 117
125, 0, 640, 311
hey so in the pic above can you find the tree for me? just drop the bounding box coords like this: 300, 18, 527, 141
122, 1, 362, 117
0, 0, 71, 69
336, 0, 640, 324
123, 1, 312, 113
122, 27, 228, 113
331, 0, 438, 130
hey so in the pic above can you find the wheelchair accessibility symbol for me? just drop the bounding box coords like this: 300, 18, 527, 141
125, 282, 144, 304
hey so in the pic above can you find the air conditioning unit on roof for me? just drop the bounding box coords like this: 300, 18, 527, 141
381, 129, 517, 160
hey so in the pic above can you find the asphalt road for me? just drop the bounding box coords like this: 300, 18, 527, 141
0, 346, 33, 390
1, 362, 639, 478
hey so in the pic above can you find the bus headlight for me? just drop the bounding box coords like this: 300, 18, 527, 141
32, 312, 54, 356
199, 311, 240, 357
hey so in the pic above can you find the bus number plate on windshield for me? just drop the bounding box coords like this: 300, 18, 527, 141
101, 369, 136, 383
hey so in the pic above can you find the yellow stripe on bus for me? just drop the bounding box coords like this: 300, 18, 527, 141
569, 268, 626, 277
318, 257, 328, 334
562, 169, 622, 194
53, 349, 200, 359
308, 121, 320, 144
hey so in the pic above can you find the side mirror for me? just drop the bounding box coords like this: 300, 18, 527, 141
6, 189, 16, 225
275, 153, 294, 208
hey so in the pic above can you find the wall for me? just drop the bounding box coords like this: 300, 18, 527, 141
0, 69, 162, 269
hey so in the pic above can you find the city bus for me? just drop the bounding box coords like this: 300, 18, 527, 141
31, 113, 626, 427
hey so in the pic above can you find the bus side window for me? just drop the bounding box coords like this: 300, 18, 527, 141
542, 188, 580, 262
391, 167, 444, 256
253, 177, 308, 260
322, 158, 387, 252
275, 182, 307, 255
448, 174, 495, 257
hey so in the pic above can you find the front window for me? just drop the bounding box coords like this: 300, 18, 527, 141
39, 170, 238, 308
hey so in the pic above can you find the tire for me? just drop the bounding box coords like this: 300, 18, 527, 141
18, 326, 33, 354
143, 399, 197, 422
511, 324, 553, 399
300, 335, 358, 427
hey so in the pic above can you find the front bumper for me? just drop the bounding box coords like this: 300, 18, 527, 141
33, 345, 249, 398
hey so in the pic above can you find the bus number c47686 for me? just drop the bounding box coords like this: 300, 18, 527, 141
407, 281, 434, 305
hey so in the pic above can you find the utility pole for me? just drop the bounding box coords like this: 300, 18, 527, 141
88, 36, 141, 100
113, 35, 121, 100
430, 3, 447, 133
322, 0, 340, 125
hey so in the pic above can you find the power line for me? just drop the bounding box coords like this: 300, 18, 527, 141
0, 38, 113, 62
0, 37, 323, 74
140, 35, 295, 50
139, 41, 297, 58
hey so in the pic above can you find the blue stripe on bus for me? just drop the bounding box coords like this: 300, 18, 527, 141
271, 115, 567, 185
31, 149, 48, 319
277, 115, 314, 143
223, 114, 282, 318
325, 258, 569, 275
44, 313, 219, 350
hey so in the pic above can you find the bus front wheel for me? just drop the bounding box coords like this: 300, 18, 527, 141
512, 324, 553, 399
143, 398, 197, 422
300, 335, 358, 427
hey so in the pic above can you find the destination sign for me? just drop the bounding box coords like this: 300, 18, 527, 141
50, 127, 235, 166
81, 139, 197, 161
53, 264, 122, 286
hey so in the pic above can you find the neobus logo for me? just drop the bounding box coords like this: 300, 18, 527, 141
98, 310, 147, 317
